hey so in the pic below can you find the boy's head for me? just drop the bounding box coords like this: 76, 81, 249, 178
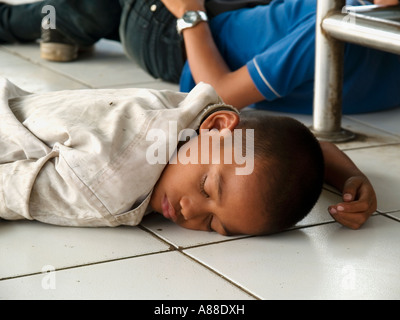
150, 109, 324, 236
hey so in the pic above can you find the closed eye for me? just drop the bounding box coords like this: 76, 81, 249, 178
200, 174, 209, 198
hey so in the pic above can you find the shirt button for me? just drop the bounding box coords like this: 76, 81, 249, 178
150, 4, 157, 12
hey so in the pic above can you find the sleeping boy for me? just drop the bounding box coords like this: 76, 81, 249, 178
0, 78, 376, 235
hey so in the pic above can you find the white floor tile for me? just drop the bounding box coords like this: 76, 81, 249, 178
345, 144, 400, 213
0, 49, 88, 92
336, 117, 400, 150
0, 220, 169, 279
296, 188, 339, 227
347, 108, 400, 137
0, 251, 254, 300
184, 215, 400, 299
1, 40, 156, 89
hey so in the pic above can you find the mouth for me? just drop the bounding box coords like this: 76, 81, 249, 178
161, 194, 177, 221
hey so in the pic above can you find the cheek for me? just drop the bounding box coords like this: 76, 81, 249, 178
159, 163, 194, 198
166, 163, 188, 185
176, 219, 207, 232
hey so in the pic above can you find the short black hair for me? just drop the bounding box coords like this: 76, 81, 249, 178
237, 110, 325, 235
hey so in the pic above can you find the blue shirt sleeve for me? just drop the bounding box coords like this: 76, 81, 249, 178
246, 17, 316, 102
179, 63, 196, 93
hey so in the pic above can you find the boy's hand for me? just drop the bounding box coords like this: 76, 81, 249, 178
328, 175, 377, 230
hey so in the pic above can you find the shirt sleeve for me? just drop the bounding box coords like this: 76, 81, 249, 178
179, 62, 196, 93
0, 149, 118, 227
246, 17, 316, 101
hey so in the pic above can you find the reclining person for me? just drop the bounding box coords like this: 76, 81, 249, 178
0, 79, 376, 235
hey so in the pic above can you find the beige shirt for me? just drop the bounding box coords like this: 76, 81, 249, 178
0, 78, 235, 227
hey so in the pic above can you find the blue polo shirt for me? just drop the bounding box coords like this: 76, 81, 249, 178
179, 0, 400, 114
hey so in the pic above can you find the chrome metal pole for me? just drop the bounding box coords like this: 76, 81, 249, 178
312, 0, 355, 142
323, 13, 400, 55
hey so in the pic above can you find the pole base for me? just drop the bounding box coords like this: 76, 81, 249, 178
310, 127, 356, 142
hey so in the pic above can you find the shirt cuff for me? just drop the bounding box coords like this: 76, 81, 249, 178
247, 58, 281, 101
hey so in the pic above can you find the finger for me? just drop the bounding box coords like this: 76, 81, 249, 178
337, 183, 376, 213
343, 193, 353, 202
328, 208, 369, 229
334, 200, 371, 214
341, 178, 363, 202
338, 198, 377, 216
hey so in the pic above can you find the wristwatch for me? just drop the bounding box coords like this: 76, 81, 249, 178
176, 10, 208, 34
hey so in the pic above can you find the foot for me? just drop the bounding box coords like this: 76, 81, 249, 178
40, 18, 78, 62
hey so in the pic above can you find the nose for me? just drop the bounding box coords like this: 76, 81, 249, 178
179, 195, 204, 220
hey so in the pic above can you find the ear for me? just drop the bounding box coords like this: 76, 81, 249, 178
200, 111, 239, 132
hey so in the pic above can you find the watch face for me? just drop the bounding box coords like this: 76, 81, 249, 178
184, 11, 199, 23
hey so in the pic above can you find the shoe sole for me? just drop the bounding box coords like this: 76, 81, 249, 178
40, 42, 78, 62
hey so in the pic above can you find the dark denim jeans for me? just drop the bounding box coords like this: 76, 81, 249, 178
119, 0, 184, 83
0, 0, 184, 83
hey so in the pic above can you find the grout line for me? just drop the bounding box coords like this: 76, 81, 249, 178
376, 208, 400, 214
179, 250, 261, 300
380, 212, 400, 223
1, 45, 167, 91
138, 225, 260, 298
0, 45, 94, 89
138, 224, 253, 251
137, 225, 181, 250
340, 141, 400, 152
0, 224, 259, 299
344, 115, 400, 139
0, 249, 173, 282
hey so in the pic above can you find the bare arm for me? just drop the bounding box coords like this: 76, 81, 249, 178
161, 0, 265, 109
374, 0, 399, 5
320, 141, 377, 229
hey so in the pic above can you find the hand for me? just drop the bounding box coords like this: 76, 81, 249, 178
328, 175, 377, 230
161, 0, 206, 18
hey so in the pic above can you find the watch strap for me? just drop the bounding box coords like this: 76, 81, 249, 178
176, 10, 208, 34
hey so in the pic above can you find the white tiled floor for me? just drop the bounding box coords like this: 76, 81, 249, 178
1, 38, 399, 299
